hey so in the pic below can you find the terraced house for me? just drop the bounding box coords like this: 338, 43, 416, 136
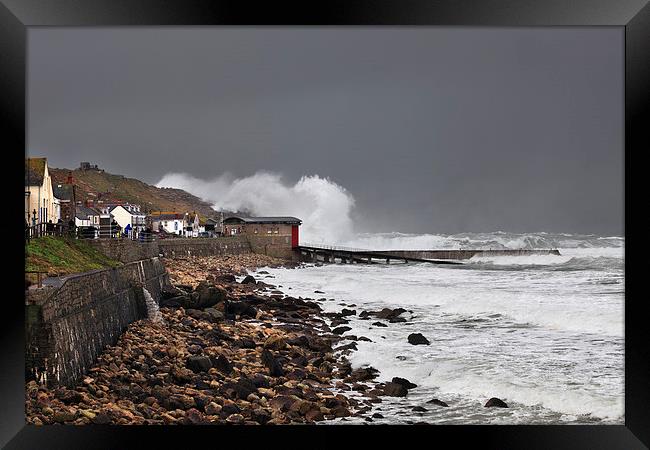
25, 157, 59, 225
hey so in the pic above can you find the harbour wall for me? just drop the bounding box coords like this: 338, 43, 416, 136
25, 258, 170, 387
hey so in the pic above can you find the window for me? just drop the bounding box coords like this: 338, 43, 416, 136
267, 230, 272, 234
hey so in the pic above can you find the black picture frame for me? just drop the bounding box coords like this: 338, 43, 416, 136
3, 1, 647, 448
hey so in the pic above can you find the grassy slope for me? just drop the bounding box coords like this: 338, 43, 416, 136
26, 236, 122, 277
50, 168, 219, 218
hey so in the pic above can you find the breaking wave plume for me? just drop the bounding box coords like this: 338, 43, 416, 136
156, 172, 355, 243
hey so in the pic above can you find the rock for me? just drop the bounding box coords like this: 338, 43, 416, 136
287, 335, 310, 348
340, 309, 356, 316
383, 382, 409, 397
345, 367, 380, 382
332, 326, 352, 335
372, 413, 384, 419
391, 377, 417, 390
220, 403, 241, 418
241, 275, 256, 284
372, 321, 388, 327
228, 301, 258, 319
91, 412, 112, 424
195, 281, 227, 308
374, 308, 407, 320
412, 406, 427, 412
205, 402, 222, 415
305, 409, 324, 422
210, 354, 233, 375
484, 397, 508, 408
263, 335, 287, 350
186, 355, 212, 373
222, 377, 257, 400
261, 349, 284, 377
407, 333, 430, 345
215, 274, 236, 283
427, 398, 449, 407
204, 307, 225, 322
251, 409, 271, 424
226, 413, 244, 424
389, 317, 407, 323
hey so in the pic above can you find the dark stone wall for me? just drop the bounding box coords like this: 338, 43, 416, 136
25, 258, 169, 387
157, 236, 252, 258
86, 239, 160, 263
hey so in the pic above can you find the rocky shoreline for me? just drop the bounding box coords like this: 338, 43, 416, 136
25, 254, 512, 425
25, 254, 431, 425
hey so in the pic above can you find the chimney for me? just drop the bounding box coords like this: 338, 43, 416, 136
66, 172, 73, 184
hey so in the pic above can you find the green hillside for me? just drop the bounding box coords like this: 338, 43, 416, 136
50, 167, 220, 218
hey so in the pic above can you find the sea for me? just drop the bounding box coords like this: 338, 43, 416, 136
252, 231, 624, 424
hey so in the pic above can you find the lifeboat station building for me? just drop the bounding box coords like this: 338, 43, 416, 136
222, 216, 302, 248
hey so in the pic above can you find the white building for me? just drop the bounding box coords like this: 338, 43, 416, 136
109, 204, 147, 237
150, 213, 186, 235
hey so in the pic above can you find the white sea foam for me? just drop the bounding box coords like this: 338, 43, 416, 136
156, 172, 355, 243
259, 233, 624, 424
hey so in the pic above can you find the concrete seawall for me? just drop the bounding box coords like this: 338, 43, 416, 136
25, 258, 170, 387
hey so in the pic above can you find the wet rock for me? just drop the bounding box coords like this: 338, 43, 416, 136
340, 309, 356, 317
195, 281, 227, 308
485, 397, 508, 408
210, 354, 233, 375
241, 275, 256, 284
383, 382, 409, 397
345, 367, 380, 382
427, 398, 449, 407
332, 326, 352, 335
372, 413, 384, 419
389, 317, 407, 323
374, 308, 407, 320
407, 333, 430, 345
412, 406, 427, 412
186, 355, 212, 373
391, 377, 417, 390
263, 335, 287, 350
261, 349, 284, 377
220, 403, 241, 418
372, 322, 388, 327
228, 301, 258, 319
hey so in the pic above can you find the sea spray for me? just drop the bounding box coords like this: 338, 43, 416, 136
156, 171, 355, 243
142, 287, 164, 323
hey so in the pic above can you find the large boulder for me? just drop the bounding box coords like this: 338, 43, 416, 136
261, 349, 284, 377
374, 308, 407, 320
186, 355, 212, 373
391, 377, 417, 389
241, 275, 256, 284
407, 333, 430, 345
228, 301, 258, 319
195, 281, 227, 308
484, 397, 508, 408
427, 398, 449, 407
382, 382, 408, 397
332, 326, 352, 335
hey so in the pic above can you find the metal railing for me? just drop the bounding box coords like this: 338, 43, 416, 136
25, 222, 156, 243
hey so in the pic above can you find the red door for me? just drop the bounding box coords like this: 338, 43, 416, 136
291, 225, 299, 248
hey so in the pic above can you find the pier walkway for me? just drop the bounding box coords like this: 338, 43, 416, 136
296, 243, 560, 265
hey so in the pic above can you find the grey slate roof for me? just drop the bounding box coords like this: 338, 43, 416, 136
75, 205, 101, 219
53, 184, 73, 201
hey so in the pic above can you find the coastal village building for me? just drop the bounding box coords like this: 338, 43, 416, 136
74, 205, 101, 228
52, 174, 77, 223
185, 212, 201, 237
25, 157, 59, 225
222, 216, 302, 247
106, 204, 147, 237
149, 212, 186, 235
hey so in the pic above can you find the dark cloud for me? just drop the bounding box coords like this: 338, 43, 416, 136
28, 27, 623, 235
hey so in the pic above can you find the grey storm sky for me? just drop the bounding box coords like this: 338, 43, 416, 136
28, 27, 623, 235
